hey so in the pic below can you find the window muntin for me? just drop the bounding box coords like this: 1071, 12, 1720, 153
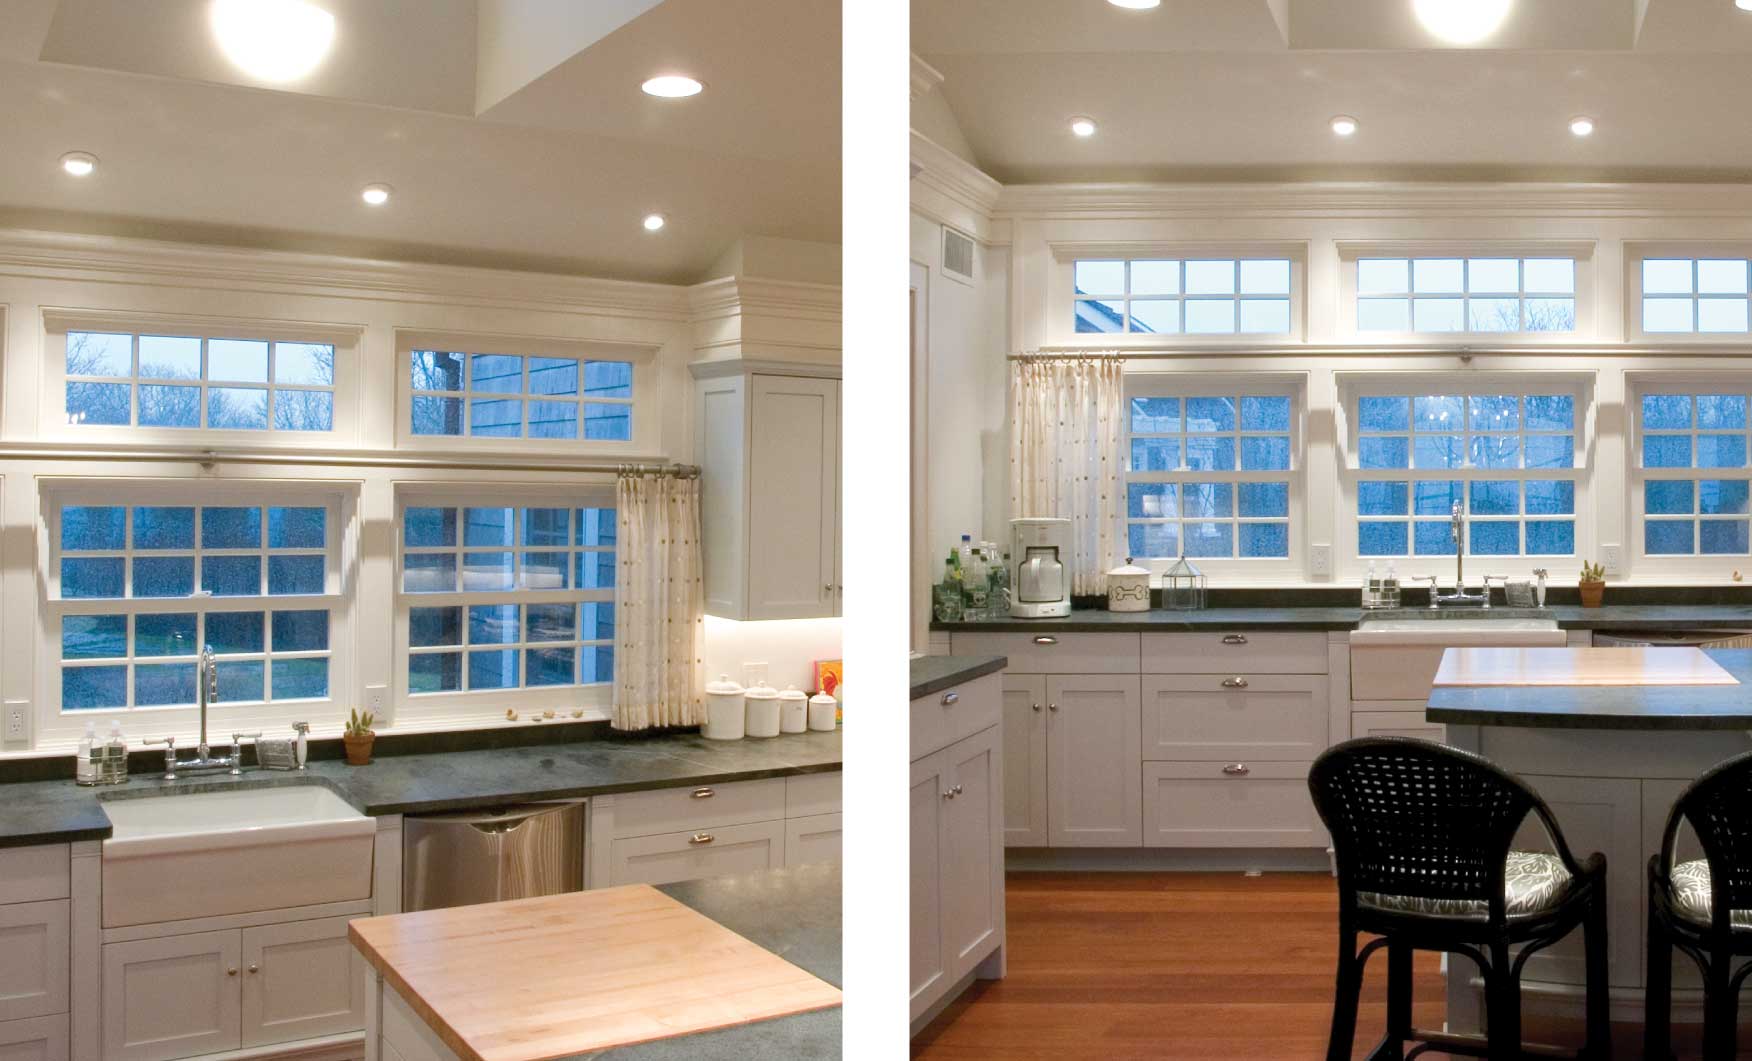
1641, 259, 1752, 334
53, 502, 335, 711
1125, 388, 1294, 560
400, 504, 616, 694
1356, 258, 1576, 334
1636, 392, 1751, 556
65, 331, 335, 431
1353, 392, 1579, 559
1074, 259, 1292, 336
409, 350, 633, 441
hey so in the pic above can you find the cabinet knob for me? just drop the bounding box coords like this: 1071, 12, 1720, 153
942, 790, 953, 799
1031, 702, 1041, 712
1032, 636, 1058, 645
951, 784, 963, 796
247, 964, 259, 974
1221, 677, 1250, 689
1222, 634, 1248, 645
1222, 763, 1251, 776
689, 833, 715, 845
941, 691, 960, 707
691, 787, 716, 799
1047, 702, 1059, 712
227, 967, 238, 977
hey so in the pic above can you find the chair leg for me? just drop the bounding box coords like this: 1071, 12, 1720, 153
1485, 940, 1522, 1061
1326, 927, 1363, 1061
1702, 949, 1738, 1061
1382, 940, 1411, 1061
1644, 905, 1674, 1061
1581, 886, 1610, 1061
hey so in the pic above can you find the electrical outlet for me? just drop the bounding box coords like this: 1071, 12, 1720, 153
365, 684, 387, 716
1601, 544, 1624, 577
1309, 543, 1333, 577
3, 701, 29, 744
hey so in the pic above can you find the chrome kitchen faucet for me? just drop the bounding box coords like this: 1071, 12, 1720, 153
1412, 502, 1494, 609
144, 643, 259, 780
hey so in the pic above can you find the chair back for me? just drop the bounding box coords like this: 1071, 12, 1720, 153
1310, 737, 1556, 921
1660, 748, 1752, 934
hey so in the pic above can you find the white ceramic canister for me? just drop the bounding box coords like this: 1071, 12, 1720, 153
703, 674, 746, 740
778, 685, 808, 734
808, 691, 837, 731
1106, 557, 1152, 613
744, 679, 781, 738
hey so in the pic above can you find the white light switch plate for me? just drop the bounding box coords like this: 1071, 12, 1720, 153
1309, 543, 1333, 577
1601, 544, 1623, 577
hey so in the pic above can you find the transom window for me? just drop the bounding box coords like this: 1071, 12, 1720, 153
65, 331, 335, 431
410, 350, 633, 440
1636, 392, 1751, 556
1074, 259, 1292, 336
1352, 391, 1579, 558
1641, 260, 1752, 334
399, 503, 616, 695
51, 501, 336, 712
1357, 258, 1576, 333
1124, 384, 1295, 561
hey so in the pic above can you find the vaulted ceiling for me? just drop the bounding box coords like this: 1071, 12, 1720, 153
0, 0, 840, 283
913, 0, 1752, 184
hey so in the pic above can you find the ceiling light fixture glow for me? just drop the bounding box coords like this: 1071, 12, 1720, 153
641, 75, 704, 98
210, 0, 335, 83
360, 183, 392, 206
59, 151, 97, 177
1330, 115, 1359, 137
1412, 0, 1512, 44
1069, 116, 1098, 137
1739, 0, 1752, 11
1106, 0, 1162, 8
1568, 116, 1595, 137
642, 213, 666, 231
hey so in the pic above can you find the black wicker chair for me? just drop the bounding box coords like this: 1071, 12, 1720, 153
1309, 737, 1610, 1061
1645, 749, 1752, 1061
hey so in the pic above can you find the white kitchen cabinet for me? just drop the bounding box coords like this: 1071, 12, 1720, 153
606, 820, 786, 887
1000, 674, 1048, 847
239, 917, 366, 1049
784, 813, 842, 866
1143, 762, 1326, 848
1046, 675, 1142, 847
908, 754, 949, 1021
1141, 673, 1328, 763
0, 1016, 67, 1061
693, 366, 842, 620
0, 901, 68, 1022
101, 931, 241, 1061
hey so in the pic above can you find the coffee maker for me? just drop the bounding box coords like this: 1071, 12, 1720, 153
1009, 517, 1072, 618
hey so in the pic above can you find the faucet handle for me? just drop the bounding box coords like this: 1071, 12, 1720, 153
231, 731, 261, 743
144, 736, 175, 749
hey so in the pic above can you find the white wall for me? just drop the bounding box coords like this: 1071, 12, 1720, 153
702, 615, 841, 695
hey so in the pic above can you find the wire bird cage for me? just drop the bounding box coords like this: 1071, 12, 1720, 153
1162, 554, 1206, 611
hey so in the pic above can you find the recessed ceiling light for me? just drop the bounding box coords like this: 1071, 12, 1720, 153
1107, 0, 1161, 8
1069, 116, 1098, 137
1568, 116, 1595, 137
1412, 0, 1513, 44
360, 183, 392, 206
210, 0, 335, 83
1738, 0, 1752, 10
59, 151, 97, 177
1330, 115, 1359, 137
641, 75, 704, 98
642, 213, 666, 232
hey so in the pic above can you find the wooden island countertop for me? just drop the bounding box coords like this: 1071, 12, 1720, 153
1433, 645, 1738, 688
1427, 647, 1752, 730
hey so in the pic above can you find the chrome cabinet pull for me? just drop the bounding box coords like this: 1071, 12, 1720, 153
1031, 702, 1042, 712
689, 833, 715, 845
1221, 634, 1248, 645
1222, 763, 1251, 776
942, 790, 954, 800
1032, 635, 1058, 645
1047, 702, 1059, 712
227, 967, 238, 977
247, 964, 259, 974
1221, 677, 1250, 689
941, 691, 960, 707
951, 784, 963, 796
691, 787, 715, 799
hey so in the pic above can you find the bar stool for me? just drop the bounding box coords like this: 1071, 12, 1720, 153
1309, 737, 1611, 1061
1645, 748, 1752, 1061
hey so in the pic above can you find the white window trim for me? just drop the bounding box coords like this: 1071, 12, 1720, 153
1122, 371, 1305, 583
1335, 241, 1596, 344
40, 308, 362, 446
1049, 241, 1309, 347
1625, 372, 1752, 578
36, 478, 358, 748
393, 329, 660, 456
1335, 372, 1595, 580
1624, 244, 1752, 343
391, 482, 618, 727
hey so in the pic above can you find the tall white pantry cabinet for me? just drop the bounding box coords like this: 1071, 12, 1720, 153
692, 362, 842, 620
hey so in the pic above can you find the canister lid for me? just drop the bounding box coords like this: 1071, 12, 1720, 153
1108, 556, 1151, 576
706, 673, 744, 695
745, 680, 779, 699
809, 691, 836, 705
778, 684, 807, 701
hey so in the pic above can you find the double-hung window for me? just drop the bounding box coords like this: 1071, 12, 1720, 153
45, 487, 344, 735
1348, 382, 1583, 563
1633, 386, 1751, 558
1123, 377, 1299, 572
397, 493, 617, 715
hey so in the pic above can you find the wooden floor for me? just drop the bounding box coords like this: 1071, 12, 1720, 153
912, 871, 1724, 1060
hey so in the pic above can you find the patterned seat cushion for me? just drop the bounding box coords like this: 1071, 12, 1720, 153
1357, 851, 1572, 920
1669, 859, 1752, 928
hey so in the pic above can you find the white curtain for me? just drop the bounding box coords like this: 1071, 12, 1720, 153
612, 472, 705, 731
1010, 355, 1126, 597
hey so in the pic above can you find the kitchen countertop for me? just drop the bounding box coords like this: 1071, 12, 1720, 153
934, 603, 1752, 633
0, 729, 842, 849
910, 654, 1008, 699
1427, 648, 1752, 730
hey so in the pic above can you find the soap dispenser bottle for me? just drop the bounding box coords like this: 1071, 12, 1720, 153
103, 720, 129, 785
76, 723, 99, 786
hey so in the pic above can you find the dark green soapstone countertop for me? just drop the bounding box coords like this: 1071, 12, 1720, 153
935, 602, 1752, 634
910, 654, 1008, 699
1426, 648, 1752, 730
0, 729, 841, 849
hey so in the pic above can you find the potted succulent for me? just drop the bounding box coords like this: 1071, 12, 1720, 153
343, 708, 376, 766
1578, 560, 1606, 609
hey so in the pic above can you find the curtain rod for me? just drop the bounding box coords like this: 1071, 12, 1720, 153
1012, 343, 1752, 360
0, 444, 698, 477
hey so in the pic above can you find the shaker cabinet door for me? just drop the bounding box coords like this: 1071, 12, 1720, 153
1001, 674, 1048, 847
747, 376, 840, 620
240, 917, 365, 1049
102, 931, 241, 1061
909, 751, 949, 1021
1045, 675, 1143, 847
941, 727, 1002, 983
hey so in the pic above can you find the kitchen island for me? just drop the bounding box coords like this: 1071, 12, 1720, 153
1427, 647, 1752, 1032
350, 862, 841, 1061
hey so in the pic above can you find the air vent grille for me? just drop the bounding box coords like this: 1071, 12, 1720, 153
942, 227, 975, 284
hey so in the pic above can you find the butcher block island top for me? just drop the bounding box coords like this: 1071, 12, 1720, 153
1433, 645, 1738, 687
1427, 648, 1752, 730
349, 869, 843, 1061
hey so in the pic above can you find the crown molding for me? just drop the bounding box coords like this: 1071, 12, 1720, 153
688, 357, 841, 380
910, 53, 945, 101
0, 229, 693, 321
910, 131, 1004, 242
687, 276, 840, 325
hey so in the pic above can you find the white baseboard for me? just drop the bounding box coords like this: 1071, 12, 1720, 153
1004, 847, 1333, 873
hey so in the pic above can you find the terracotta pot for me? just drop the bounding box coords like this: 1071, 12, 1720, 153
343, 732, 375, 766
1578, 580, 1605, 609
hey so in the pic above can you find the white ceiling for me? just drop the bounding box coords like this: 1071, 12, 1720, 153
0, 0, 840, 284
914, 0, 1752, 184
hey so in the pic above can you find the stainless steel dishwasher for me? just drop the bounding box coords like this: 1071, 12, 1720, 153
402, 801, 585, 912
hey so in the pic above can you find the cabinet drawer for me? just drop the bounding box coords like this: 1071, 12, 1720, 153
0, 901, 68, 1022
609, 778, 786, 839
911, 672, 1000, 762
1143, 762, 1327, 848
607, 820, 785, 887
0, 1015, 67, 1061
785, 772, 842, 818
784, 813, 842, 867
949, 632, 1139, 674
1352, 710, 1446, 743
1142, 632, 1327, 675
1142, 674, 1328, 762
0, 848, 67, 906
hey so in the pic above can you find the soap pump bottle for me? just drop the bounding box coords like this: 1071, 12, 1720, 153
1364, 561, 1379, 607
76, 723, 99, 786
104, 719, 128, 784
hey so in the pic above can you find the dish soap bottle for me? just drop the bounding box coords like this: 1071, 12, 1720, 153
76, 722, 99, 786
103, 720, 128, 785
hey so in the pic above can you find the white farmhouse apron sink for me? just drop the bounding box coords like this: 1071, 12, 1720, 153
1348, 617, 1565, 646
101, 783, 375, 927
1348, 616, 1568, 700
